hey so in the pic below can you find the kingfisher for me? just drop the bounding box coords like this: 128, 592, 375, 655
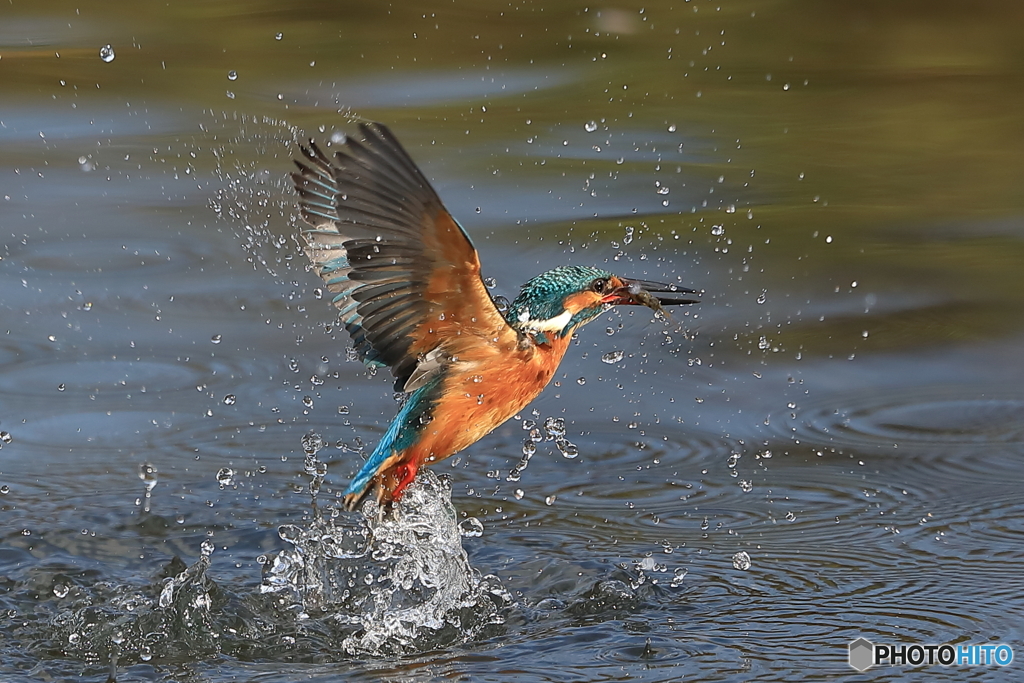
291, 122, 699, 511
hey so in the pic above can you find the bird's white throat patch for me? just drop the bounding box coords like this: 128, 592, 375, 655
519, 308, 573, 333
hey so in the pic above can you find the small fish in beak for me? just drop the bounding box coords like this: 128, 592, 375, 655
604, 278, 701, 317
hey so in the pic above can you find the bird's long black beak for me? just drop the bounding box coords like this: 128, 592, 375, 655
615, 277, 701, 310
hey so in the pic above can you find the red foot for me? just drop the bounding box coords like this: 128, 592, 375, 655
390, 462, 419, 502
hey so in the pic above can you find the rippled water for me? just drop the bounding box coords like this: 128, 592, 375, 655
3, 1, 1024, 681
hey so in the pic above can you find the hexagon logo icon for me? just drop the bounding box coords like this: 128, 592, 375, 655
849, 638, 874, 671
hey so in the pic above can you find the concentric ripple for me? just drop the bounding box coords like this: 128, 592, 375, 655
772, 387, 1024, 450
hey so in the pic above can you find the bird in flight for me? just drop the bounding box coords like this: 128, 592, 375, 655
291, 122, 699, 511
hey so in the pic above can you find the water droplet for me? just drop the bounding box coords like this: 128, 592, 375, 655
522, 441, 537, 458
53, 583, 69, 598
710, 225, 725, 236
739, 480, 753, 492
601, 350, 625, 364
576, 377, 586, 385
543, 416, 565, 438
732, 551, 751, 570
302, 395, 314, 409
0, 485, 9, 495
756, 290, 767, 305
514, 488, 524, 499
484, 277, 497, 288
99, 44, 115, 62
544, 495, 556, 506
670, 567, 687, 587
338, 405, 350, 414
556, 439, 579, 459
227, 70, 238, 81
584, 120, 598, 132
138, 462, 158, 491
668, 123, 677, 132
222, 394, 236, 405
656, 185, 669, 195
275, 32, 283, 40
458, 517, 484, 537
301, 431, 324, 455
216, 467, 235, 488
758, 336, 770, 350
0, 431, 11, 444
200, 539, 215, 556
785, 511, 796, 522
57, 383, 65, 392
210, 334, 222, 344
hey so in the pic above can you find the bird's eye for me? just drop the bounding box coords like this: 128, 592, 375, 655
592, 278, 607, 293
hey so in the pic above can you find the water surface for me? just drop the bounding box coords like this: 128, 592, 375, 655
2, 1, 1023, 681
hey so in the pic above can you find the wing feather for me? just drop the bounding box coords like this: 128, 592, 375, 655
292, 122, 516, 391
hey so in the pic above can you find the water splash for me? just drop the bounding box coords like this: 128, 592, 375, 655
50, 553, 219, 668
261, 469, 512, 656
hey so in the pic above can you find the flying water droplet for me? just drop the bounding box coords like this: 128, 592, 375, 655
222, 394, 236, 405
584, 120, 598, 132
302, 431, 325, 455
555, 439, 579, 459
138, 463, 158, 492
732, 551, 751, 571
210, 334, 222, 344
543, 416, 565, 439
227, 70, 238, 81
458, 517, 484, 537
200, 539, 215, 557
601, 350, 625, 364
216, 467, 235, 488
99, 44, 115, 62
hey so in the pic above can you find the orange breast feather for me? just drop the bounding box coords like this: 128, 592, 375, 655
406, 333, 572, 467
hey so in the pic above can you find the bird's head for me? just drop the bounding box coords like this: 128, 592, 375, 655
507, 265, 699, 344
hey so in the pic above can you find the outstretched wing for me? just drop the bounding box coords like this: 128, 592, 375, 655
291, 122, 516, 392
